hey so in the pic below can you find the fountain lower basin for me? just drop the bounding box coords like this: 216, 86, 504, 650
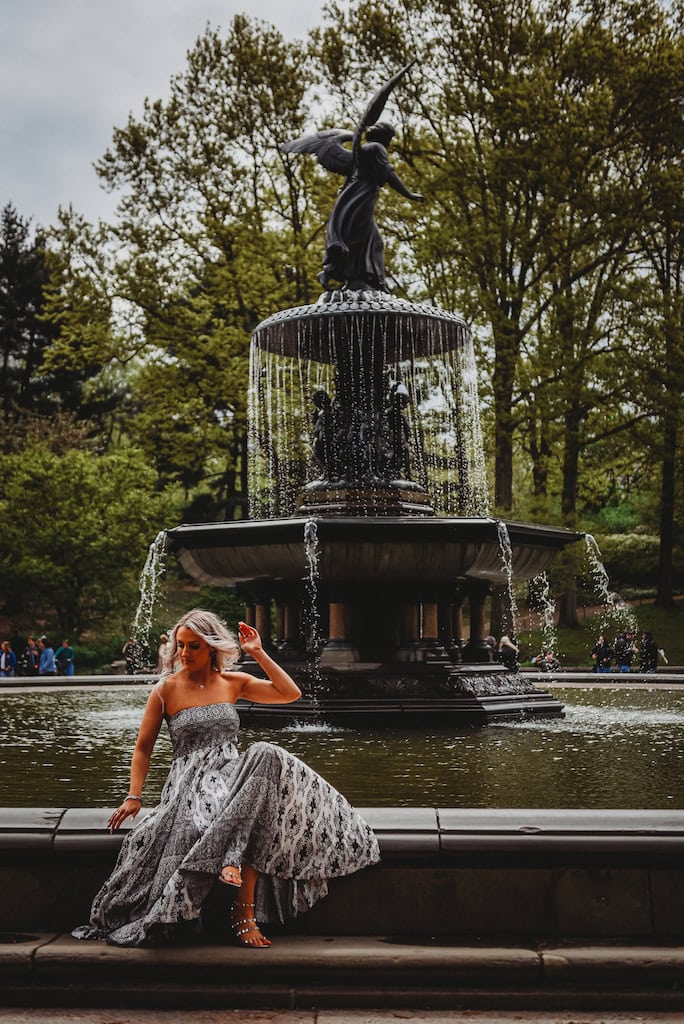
165, 516, 581, 723
166, 516, 579, 587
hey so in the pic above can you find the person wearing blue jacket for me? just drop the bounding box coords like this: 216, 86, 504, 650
39, 637, 57, 675
0, 641, 17, 677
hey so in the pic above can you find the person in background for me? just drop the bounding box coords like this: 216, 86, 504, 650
639, 631, 659, 674
498, 634, 519, 671
21, 637, 40, 676
0, 641, 17, 677
614, 631, 637, 673
39, 636, 57, 676
122, 638, 140, 675
483, 635, 497, 657
156, 633, 169, 674
591, 633, 612, 673
55, 639, 75, 677
531, 650, 560, 672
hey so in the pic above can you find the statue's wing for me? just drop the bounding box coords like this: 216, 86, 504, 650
361, 60, 416, 129
351, 60, 416, 169
281, 129, 354, 176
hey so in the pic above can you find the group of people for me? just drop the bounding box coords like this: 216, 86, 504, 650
0, 636, 74, 678
590, 630, 664, 674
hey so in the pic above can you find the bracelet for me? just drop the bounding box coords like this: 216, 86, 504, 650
125, 794, 142, 802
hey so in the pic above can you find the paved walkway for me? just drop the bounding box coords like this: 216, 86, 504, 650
1, 1012, 684, 1023
3, 1011, 684, 1023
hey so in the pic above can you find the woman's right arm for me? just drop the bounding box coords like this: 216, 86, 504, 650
108, 688, 164, 830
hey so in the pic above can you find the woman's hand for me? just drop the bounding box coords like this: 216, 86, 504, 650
108, 798, 142, 831
237, 622, 263, 658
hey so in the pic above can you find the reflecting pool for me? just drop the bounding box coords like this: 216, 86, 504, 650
0, 685, 682, 808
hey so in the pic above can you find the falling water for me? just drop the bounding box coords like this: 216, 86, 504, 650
584, 534, 639, 638
532, 571, 558, 656
131, 530, 167, 670
454, 336, 490, 516
303, 518, 323, 694
248, 307, 490, 519
496, 520, 519, 639
248, 342, 332, 518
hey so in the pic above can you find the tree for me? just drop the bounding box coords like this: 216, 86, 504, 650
0, 436, 172, 637
632, 22, 684, 606
0, 204, 58, 417
316, 0, 679, 519
45, 16, 327, 520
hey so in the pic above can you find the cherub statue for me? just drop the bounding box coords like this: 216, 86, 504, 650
281, 63, 424, 292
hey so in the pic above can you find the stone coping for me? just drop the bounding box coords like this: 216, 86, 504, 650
2, 807, 684, 860
3, 934, 684, 1010
2, 670, 683, 690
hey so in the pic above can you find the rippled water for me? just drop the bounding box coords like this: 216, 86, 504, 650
0, 685, 682, 808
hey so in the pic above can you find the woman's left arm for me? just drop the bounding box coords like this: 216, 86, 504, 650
235, 623, 302, 704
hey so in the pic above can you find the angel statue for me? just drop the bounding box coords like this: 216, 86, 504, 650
281, 63, 424, 292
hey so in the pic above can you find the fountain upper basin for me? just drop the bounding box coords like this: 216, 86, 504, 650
252, 290, 470, 362
166, 516, 581, 588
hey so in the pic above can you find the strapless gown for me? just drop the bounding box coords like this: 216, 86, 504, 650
72, 703, 380, 946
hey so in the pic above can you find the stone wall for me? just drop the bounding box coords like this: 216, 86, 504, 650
2, 807, 683, 941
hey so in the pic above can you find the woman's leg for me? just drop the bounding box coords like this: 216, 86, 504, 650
231, 863, 270, 947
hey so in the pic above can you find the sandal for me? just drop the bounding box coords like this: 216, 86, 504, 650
218, 865, 242, 888
231, 902, 271, 947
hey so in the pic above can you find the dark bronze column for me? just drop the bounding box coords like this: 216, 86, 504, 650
462, 585, 493, 662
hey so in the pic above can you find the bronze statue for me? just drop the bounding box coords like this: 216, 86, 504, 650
281, 63, 423, 292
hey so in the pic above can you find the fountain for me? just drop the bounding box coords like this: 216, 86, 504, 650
165, 65, 581, 723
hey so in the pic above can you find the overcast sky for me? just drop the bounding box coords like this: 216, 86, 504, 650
1, 0, 323, 231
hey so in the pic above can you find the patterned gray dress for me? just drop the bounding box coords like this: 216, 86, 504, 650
72, 702, 380, 946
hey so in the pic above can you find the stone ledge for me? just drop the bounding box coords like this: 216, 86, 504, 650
3, 935, 684, 1010
2, 809, 684, 941
3, 807, 684, 859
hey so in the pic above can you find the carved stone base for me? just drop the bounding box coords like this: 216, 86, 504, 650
234, 662, 564, 725
299, 480, 435, 517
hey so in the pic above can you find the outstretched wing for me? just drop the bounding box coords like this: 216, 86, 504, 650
280, 129, 354, 176
360, 61, 416, 129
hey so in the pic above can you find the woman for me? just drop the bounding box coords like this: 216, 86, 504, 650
639, 631, 659, 674
591, 633, 612, 673
38, 636, 56, 675
72, 609, 380, 948
498, 635, 519, 671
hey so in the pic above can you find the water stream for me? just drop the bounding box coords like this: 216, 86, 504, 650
584, 534, 639, 637
303, 518, 323, 699
532, 570, 558, 656
131, 530, 167, 668
496, 520, 519, 639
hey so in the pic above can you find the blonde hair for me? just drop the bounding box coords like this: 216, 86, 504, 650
161, 608, 239, 677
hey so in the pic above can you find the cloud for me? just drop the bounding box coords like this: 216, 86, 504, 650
1, 0, 322, 228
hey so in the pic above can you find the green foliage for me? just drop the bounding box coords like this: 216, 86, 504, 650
591, 533, 684, 591
0, 435, 173, 637
0, 204, 79, 420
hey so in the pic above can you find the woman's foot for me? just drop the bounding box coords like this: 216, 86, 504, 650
219, 865, 242, 888
231, 902, 271, 947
